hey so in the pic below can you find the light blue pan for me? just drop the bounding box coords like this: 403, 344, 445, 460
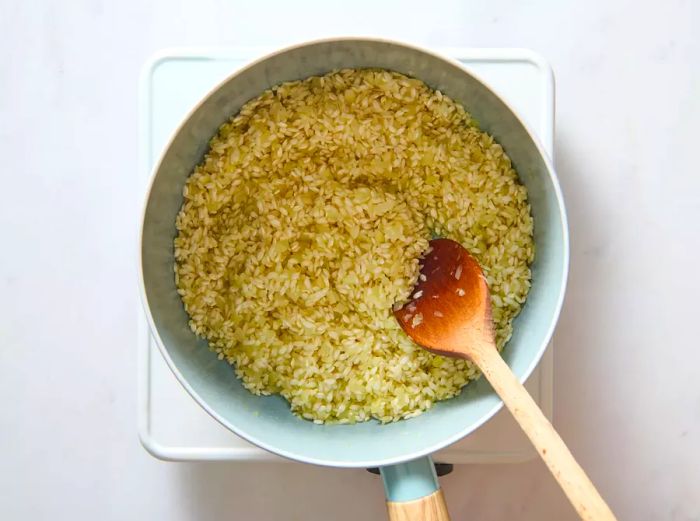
139, 38, 568, 512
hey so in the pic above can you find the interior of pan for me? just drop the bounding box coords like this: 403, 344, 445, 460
140, 38, 568, 468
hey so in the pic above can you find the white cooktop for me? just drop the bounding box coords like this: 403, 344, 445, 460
138, 47, 555, 463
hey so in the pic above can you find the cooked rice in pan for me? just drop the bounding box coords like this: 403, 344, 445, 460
174, 69, 534, 423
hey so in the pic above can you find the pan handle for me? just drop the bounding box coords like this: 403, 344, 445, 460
380, 456, 451, 521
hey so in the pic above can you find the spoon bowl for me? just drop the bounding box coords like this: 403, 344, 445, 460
395, 238, 494, 355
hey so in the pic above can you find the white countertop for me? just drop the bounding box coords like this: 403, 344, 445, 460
1, 1, 698, 519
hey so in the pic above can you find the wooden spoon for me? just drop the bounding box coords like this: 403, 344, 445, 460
395, 238, 616, 521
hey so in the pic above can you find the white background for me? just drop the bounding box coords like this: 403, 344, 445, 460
1, 1, 698, 519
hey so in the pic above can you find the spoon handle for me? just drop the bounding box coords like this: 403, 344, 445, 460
469, 345, 617, 521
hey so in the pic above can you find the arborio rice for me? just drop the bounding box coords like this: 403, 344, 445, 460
174, 69, 534, 424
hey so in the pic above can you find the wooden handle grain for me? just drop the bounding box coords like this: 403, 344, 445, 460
386, 489, 451, 521
470, 345, 616, 521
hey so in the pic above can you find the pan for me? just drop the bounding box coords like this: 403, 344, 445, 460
139, 37, 568, 519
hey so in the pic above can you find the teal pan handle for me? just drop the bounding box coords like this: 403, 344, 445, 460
380, 456, 451, 519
